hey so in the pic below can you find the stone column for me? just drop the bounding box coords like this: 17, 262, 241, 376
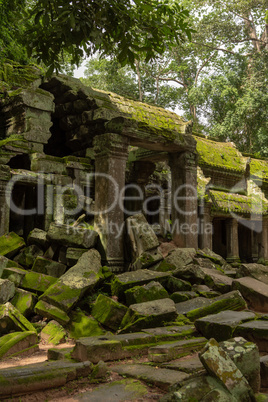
226, 218, 240, 262
159, 188, 171, 236
168, 151, 198, 249
0, 165, 11, 236
199, 203, 213, 250
94, 133, 129, 272
259, 218, 268, 262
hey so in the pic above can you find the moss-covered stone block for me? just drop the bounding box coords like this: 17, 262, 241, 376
21, 271, 57, 293
125, 281, 169, 306
0, 331, 38, 359
0, 232, 25, 258
0, 278, 15, 303
32, 256, 66, 277
170, 291, 198, 303
1, 266, 28, 286
66, 247, 88, 267
67, 310, 105, 339
0, 302, 36, 335
162, 276, 192, 293
132, 250, 163, 270
0, 255, 18, 277
14, 245, 43, 268
34, 300, 70, 325
47, 222, 98, 248
10, 288, 37, 318
40, 320, 67, 345
27, 228, 49, 249
92, 294, 128, 331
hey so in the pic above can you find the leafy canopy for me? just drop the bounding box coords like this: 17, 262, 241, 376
26, 0, 193, 74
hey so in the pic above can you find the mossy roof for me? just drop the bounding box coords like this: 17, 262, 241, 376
194, 135, 245, 173
250, 158, 268, 183
209, 189, 268, 215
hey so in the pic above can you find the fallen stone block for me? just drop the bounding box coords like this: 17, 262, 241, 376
199, 338, 255, 401
0, 232, 25, 258
125, 213, 159, 262
0, 255, 18, 277
132, 249, 163, 270
172, 263, 205, 284
170, 291, 198, 303
234, 320, 268, 352
66, 247, 88, 266
72, 337, 127, 363
34, 300, 70, 325
27, 228, 49, 249
185, 290, 247, 321
195, 310, 256, 341
91, 294, 128, 331
125, 281, 169, 306
0, 331, 38, 359
175, 297, 212, 316
197, 248, 226, 266
0, 302, 36, 335
111, 269, 171, 300
232, 276, 268, 312
120, 298, 178, 332
112, 363, 190, 391
142, 325, 197, 342
41, 320, 67, 345
162, 276, 192, 293
0, 278, 15, 303
220, 337, 260, 393
202, 267, 233, 293
193, 284, 220, 298
237, 263, 268, 285
47, 346, 74, 361
0, 360, 93, 398
39, 249, 102, 311
10, 288, 37, 317
47, 222, 98, 248
14, 245, 43, 268
161, 355, 205, 374
148, 337, 207, 363
32, 256, 66, 277
67, 310, 105, 339
1, 266, 28, 286
21, 270, 57, 293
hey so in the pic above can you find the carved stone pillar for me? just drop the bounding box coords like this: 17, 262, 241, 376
226, 218, 240, 262
0, 165, 11, 236
259, 218, 268, 262
94, 133, 129, 272
168, 151, 198, 249
159, 188, 171, 236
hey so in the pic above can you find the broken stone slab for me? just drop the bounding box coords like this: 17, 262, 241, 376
170, 291, 198, 303
142, 325, 197, 342
232, 277, 268, 312
32, 256, 66, 277
66, 247, 88, 266
125, 213, 159, 262
111, 269, 171, 300
172, 263, 205, 285
10, 288, 37, 317
91, 294, 128, 331
0, 302, 36, 335
193, 284, 221, 298
0, 278, 15, 303
163, 374, 235, 401
47, 222, 98, 248
41, 320, 67, 345
162, 276, 192, 293
234, 320, 268, 352
181, 290, 247, 321
165, 247, 196, 269
72, 337, 127, 363
27, 228, 50, 249
120, 298, 178, 332
132, 249, 163, 270
0, 360, 93, 398
197, 248, 226, 266
0, 255, 18, 277
0, 232, 25, 258
175, 297, 212, 316
13, 245, 43, 268
237, 263, 268, 285
124, 281, 169, 306
39, 249, 102, 311
2, 266, 28, 286
148, 337, 207, 363
161, 355, 205, 374
47, 346, 74, 361
21, 270, 58, 293
220, 337, 260, 393
112, 364, 190, 391
199, 338, 255, 402
69, 379, 149, 402
0, 331, 38, 359
34, 300, 70, 325
195, 310, 256, 342
202, 267, 233, 293
67, 310, 105, 339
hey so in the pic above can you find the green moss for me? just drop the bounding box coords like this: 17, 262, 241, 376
0, 232, 25, 257
68, 310, 105, 339
0, 331, 37, 358
41, 321, 67, 345
21, 271, 57, 293
250, 158, 268, 183
34, 300, 70, 325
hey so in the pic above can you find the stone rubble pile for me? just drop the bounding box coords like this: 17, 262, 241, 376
1, 215, 268, 399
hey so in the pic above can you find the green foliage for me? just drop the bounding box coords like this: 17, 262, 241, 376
26, 0, 193, 73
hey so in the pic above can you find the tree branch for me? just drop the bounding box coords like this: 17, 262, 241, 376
195, 52, 215, 85
191, 41, 236, 55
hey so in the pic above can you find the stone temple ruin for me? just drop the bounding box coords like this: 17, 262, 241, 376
1, 64, 268, 399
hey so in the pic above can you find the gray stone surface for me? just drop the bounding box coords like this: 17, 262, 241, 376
47, 222, 98, 248
0, 278, 15, 303
161, 355, 204, 374
199, 338, 254, 401
195, 310, 256, 341
148, 337, 207, 362
0, 331, 38, 359
202, 267, 233, 293
0, 302, 36, 335
27, 228, 49, 249
260, 355, 268, 388
238, 263, 268, 285
32, 256, 66, 277
92, 294, 128, 331
233, 276, 268, 312
234, 320, 268, 352
165, 247, 196, 269
124, 281, 169, 306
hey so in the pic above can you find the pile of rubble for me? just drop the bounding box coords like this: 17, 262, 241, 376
1, 214, 268, 400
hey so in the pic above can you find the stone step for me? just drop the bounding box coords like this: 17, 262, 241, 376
112, 363, 190, 391
0, 360, 92, 398
161, 355, 205, 375
148, 337, 207, 363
